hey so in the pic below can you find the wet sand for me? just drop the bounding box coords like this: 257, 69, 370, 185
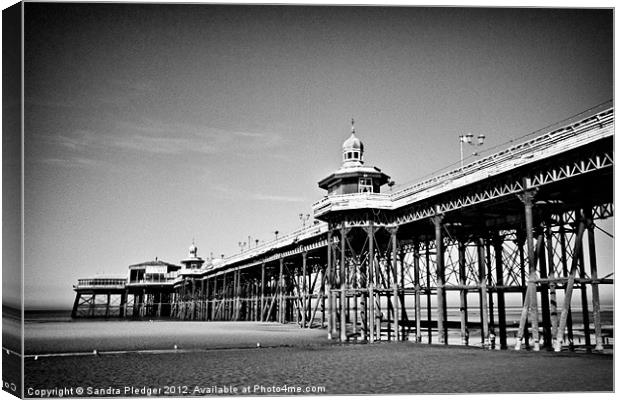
25, 321, 325, 354
22, 321, 613, 396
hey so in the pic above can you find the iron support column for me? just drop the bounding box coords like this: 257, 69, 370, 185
554, 213, 587, 351
205, 278, 210, 321
478, 238, 490, 348
433, 213, 446, 345
425, 240, 432, 343
584, 207, 604, 351
458, 241, 469, 346
278, 258, 284, 324
493, 234, 507, 349
71, 293, 81, 318
301, 251, 308, 328
340, 225, 348, 342
558, 215, 574, 347
390, 226, 399, 342
120, 290, 128, 319
367, 222, 375, 343
544, 220, 559, 348
260, 263, 266, 322
212, 277, 218, 320
485, 240, 495, 348
537, 229, 552, 348
578, 225, 591, 348
413, 241, 422, 343
326, 229, 333, 339
518, 188, 540, 351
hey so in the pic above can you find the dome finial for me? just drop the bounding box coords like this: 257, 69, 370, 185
342, 121, 364, 166
189, 239, 198, 257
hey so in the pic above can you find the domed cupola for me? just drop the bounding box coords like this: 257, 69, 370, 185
181, 240, 205, 270
318, 119, 391, 196
189, 242, 198, 258
342, 119, 364, 167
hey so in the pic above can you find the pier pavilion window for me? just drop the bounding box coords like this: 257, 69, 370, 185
130, 269, 145, 283
359, 177, 373, 193
344, 151, 360, 161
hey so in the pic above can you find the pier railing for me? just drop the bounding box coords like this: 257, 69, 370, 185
313, 107, 613, 217
211, 222, 329, 270
127, 272, 178, 285
74, 278, 126, 289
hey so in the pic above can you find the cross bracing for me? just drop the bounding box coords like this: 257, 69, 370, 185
73, 107, 614, 353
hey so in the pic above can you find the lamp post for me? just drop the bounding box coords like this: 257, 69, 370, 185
459, 133, 486, 169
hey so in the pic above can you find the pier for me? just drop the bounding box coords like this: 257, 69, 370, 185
73, 106, 614, 352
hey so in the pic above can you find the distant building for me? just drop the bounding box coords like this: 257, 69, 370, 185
127, 259, 181, 284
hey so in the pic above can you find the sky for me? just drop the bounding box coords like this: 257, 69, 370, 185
10, 3, 614, 308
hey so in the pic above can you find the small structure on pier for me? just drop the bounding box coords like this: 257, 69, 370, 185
318, 120, 390, 195
128, 259, 181, 284
180, 241, 205, 271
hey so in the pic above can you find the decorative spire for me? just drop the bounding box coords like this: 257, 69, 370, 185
189, 239, 198, 258
351, 118, 355, 134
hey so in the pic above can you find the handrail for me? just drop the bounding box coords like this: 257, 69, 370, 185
218, 222, 328, 267
76, 278, 127, 287
312, 108, 613, 218
389, 108, 613, 201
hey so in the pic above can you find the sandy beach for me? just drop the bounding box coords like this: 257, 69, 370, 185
20, 320, 613, 396
25, 320, 326, 354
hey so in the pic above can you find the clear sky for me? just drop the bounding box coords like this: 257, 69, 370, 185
16, 3, 613, 308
